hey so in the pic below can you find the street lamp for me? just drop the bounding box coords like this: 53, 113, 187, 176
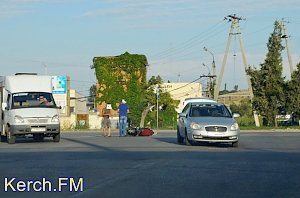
202, 63, 212, 98
202, 63, 211, 75
203, 47, 217, 99
203, 47, 215, 76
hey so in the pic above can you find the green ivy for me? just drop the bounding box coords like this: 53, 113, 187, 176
93, 52, 148, 126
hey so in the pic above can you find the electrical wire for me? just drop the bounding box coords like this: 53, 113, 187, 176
149, 24, 229, 67
149, 20, 226, 61
167, 77, 202, 93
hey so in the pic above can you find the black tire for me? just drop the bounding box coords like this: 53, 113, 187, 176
177, 127, 184, 143
7, 128, 16, 144
33, 134, 44, 141
232, 141, 239, 148
53, 134, 60, 142
1, 135, 7, 142
185, 130, 193, 146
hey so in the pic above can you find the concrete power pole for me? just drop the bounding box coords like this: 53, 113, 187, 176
203, 47, 216, 98
214, 14, 260, 127
280, 19, 294, 75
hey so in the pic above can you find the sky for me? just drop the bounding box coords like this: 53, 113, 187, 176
0, 0, 299, 96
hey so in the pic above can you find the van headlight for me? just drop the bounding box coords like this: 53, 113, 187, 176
190, 122, 202, 129
14, 115, 24, 123
51, 115, 59, 123
230, 122, 239, 130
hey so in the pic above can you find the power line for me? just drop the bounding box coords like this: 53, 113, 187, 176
167, 77, 202, 93
149, 24, 228, 67
70, 80, 96, 83
149, 20, 226, 60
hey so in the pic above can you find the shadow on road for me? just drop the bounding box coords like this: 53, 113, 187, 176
153, 136, 235, 148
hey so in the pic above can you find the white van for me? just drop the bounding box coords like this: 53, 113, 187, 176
0, 73, 61, 144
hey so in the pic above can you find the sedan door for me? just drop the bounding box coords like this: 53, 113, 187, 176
178, 104, 190, 136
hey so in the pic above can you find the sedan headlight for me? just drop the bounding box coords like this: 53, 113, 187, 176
51, 115, 59, 123
190, 122, 202, 129
230, 122, 239, 130
14, 115, 24, 123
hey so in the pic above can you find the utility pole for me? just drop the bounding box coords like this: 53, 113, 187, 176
42, 63, 48, 75
203, 47, 216, 99
215, 14, 260, 127
155, 84, 160, 129
280, 19, 294, 75
177, 74, 181, 82
200, 75, 216, 98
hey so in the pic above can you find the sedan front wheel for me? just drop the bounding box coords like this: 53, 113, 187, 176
177, 127, 184, 144
185, 131, 193, 146
232, 141, 239, 147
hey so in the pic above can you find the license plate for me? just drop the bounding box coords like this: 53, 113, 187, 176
31, 128, 46, 132
208, 132, 224, 136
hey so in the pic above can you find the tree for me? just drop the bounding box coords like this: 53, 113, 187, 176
286, 62, 300, 120
230, 99, 256, 126
92, 52, 178, 128
88, 85, 96, 103
247, 21, 285, 126
234, 85, 238, 92
140, 76, 179, 128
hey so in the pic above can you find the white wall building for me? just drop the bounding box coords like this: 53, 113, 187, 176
160, 83, 202, 112
69, 89, 88, 114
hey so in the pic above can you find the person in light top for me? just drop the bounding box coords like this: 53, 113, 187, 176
102, 103, 112, 137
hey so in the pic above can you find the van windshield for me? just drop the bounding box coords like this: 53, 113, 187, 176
11, 92, 57, 109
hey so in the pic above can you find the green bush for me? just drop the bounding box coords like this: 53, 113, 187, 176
74, 121, 90, 130
236, 116, 256, 127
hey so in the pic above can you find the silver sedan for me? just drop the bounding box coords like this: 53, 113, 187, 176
177, 101, 240, 147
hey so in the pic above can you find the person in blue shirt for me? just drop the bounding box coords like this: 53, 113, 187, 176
118, 99, 129, 137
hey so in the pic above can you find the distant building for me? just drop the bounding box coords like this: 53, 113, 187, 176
69, 89, 88, 114
160, 82, 203, 112
92, 52, 148, 117
217, 90, 251, 106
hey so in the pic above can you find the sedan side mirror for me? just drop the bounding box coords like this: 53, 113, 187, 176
2, 102, 7, 111
233, 113, 240, 118
178, 113, 187, 118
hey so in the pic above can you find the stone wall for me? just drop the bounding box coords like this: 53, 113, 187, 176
60, 113, 119, 130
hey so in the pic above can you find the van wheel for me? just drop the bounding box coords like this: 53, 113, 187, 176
177, 127, 184, 143
53, 134, 60, 142
7, 128, 16, 144
1, 135, 7, 142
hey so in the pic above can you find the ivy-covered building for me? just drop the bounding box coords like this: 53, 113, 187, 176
91, 52, 148, 123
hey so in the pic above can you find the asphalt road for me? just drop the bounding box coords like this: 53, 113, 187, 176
0, 131, 300, 198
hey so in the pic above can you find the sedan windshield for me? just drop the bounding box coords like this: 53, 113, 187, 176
189, 104, 231, 118
11, 92, 57, 109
